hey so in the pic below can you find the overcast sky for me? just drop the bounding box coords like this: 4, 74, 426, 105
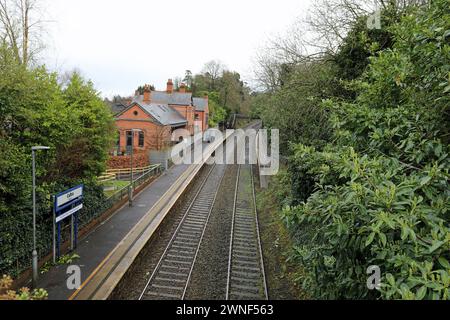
44, 0, 312, 98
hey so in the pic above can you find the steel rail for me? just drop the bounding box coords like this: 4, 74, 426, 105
225, 164, 241, 300
251, 164, 269, 300
138, 164, 225, 300
226, 130, 267, 300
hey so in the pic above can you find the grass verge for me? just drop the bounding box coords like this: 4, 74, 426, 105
102, 180, 130, 197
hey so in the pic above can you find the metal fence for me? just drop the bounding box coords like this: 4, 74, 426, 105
100, 164, 163, 212
99, 164, 161, 182
5, 164, 163, 278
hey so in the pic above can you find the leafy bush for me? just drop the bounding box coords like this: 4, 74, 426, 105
282, 0, 450, 299
288, 144, 349, 205
205, 91, 227, 127
268, 169, 293, 209
283, 146, 449, 299
257, 61, 337, 154
0, 45, 115, 277
0, 275, 48, 300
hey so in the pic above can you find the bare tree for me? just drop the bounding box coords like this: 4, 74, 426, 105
252, 49, 282, 92
201, 60, 225, 90
305, 0, 426, 54
153, 126, 172, 150
0, 0, 45, 65
57, 67, 84, 87
252, 0, 427, 90
304, 0, 371, 55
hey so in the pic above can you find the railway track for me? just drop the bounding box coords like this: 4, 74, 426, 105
138, 164, 226, 300
226, 164, 268, 300
137, 121, 266, 300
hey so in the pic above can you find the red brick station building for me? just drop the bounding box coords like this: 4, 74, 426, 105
108, 80, 209, 168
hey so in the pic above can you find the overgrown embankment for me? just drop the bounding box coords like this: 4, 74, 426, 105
255, 170, 309, 300
253, 0, 449, 300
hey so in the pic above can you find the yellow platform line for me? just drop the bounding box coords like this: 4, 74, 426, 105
69, 132, 231, 300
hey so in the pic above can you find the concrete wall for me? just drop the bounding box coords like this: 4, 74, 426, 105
149, 148, 171, 170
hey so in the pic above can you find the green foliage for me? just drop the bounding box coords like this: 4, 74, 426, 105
0, 275, 48, 300
57, 253, 80, 265
357, 0, 450, 130
331, 102, 448, 167
218, 71, 251, 114
0, 44, 116, 277
189, 63, 252, 117
281, 0, 450, 300
333, 9, 397, 84
287, 144, 348, 205
269, 169, 293, 210
252, 3, 407, 152
0, 139, 32, 274
41, 253, 81, 274
58, 73, 116, 180
202, 91, 227, 127
283, 146, 449, 299
255, 61, 337, 154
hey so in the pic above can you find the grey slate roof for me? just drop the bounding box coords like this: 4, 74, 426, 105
125, 90, 205, 126
140, 102, 187, 126
193, 98, 208, 112
118, 101, 187, 127
134, 91, 192, 106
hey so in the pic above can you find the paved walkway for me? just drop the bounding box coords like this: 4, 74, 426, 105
37, 163, 190, 300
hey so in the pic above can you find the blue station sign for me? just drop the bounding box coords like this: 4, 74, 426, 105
55, 184, 84, 214
53, 184, 84, 260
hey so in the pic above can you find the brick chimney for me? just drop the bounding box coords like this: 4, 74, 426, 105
143, 84, 151, 103
179, 82, 186, 93
166, 79, 174, 93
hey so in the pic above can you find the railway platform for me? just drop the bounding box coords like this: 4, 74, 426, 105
36, 132, 231, 300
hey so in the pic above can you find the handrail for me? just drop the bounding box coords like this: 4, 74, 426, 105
105, 164, 163, 201
98, 164, 162, 182
104, 164, 160, 175
98, 173, 116, 183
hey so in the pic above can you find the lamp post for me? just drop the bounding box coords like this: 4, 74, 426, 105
129, 129, 138, 207
31, 146, 50, 288
128, 129, 144, 207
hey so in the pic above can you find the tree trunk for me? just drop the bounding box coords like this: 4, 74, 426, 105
21, 0, 29, 65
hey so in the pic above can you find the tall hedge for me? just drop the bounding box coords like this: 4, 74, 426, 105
0, 45, 116, 277
283, 0, 449, 299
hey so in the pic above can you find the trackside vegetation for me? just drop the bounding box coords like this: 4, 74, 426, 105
0, 44, 116, 277
254, 0, 449, 299
0, 0, 448, 302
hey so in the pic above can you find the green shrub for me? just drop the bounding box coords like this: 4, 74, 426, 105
257, 61, 337, 155
284, 146, 449, 299
0, 275, 48, 300
0, 45, 115, 277
283, 0, 450, 300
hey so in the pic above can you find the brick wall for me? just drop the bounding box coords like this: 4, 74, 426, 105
116, 105, 173, 151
